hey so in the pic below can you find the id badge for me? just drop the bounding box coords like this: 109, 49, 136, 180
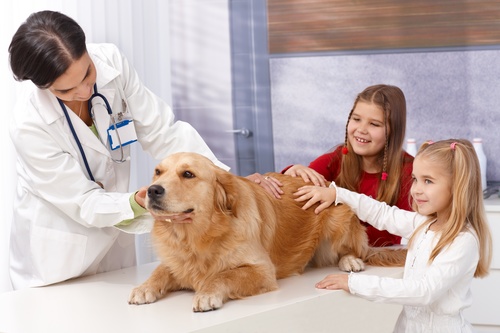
107, 119, 138, 150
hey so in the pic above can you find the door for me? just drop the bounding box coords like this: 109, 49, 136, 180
229, 0, 275, 176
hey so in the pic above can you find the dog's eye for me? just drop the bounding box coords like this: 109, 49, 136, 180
183, 171, 195, 178
155, 168, 161, 176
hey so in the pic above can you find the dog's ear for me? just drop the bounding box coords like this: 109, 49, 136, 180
214, 169, 238, 217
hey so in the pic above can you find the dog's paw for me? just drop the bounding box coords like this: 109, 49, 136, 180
128, 286, 163, 305
192, 293, 224, 312
338, 255, 365, 272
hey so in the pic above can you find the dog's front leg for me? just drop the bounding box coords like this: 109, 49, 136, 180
193, 264, 278, 312
128, 264, 178, 305
338, 254, 365, 272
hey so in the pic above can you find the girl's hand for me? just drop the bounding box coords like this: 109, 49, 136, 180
284, 164, 327, 187
294, 185, 336, 214
247, 173, 284, 199
315, 273, 349, 292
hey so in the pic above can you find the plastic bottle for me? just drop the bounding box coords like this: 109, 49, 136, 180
406, 138, 417, 157
473, 138, 487, 191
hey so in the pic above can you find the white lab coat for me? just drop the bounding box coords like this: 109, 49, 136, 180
9, 43, 228, 289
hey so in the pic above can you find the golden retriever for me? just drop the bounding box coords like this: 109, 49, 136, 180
128, 152, 406, 312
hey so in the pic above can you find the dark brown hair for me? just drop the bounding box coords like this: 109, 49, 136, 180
9, 10, 86, 89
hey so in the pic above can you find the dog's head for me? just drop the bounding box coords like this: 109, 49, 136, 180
146, 152, 237, 225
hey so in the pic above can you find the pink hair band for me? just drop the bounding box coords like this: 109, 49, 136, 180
450, 142, 457, 150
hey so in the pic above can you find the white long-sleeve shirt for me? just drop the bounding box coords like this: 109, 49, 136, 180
334, 185, 479, 333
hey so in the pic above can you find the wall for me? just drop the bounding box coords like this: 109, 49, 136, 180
270, 49, 500, 182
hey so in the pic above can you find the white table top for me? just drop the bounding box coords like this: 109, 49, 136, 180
0, 262, 403, 333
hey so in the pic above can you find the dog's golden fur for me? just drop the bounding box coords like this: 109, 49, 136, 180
129, 152, 406, 312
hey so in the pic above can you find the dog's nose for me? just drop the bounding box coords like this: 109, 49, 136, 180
147, 185, 165, 199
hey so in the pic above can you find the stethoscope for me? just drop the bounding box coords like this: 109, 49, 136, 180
58, 84, 127, 183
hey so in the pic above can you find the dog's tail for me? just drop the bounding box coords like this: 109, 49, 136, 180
364, 247, 407, 267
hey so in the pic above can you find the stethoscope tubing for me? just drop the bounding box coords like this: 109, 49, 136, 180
58, 84, 127, 183
58, 97, 96, 182
88, 88, 112, 114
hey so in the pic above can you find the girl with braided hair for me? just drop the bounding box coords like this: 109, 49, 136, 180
284, 84, 413, 246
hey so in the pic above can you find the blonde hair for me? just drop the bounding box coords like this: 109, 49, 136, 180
408, 139, 492, 278
337, 84, 409, 205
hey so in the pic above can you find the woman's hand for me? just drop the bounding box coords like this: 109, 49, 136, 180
284, 164, 327, 187
315, 273, 349, 292
246, 173, 284, 199
294, 185, 336, 214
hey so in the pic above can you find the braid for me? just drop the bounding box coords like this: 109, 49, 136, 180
343, 95, 358, 155
381, 130, 389, 180
342, 108, 354, 154
344, 111, 351, 147
381, 99, 390, 181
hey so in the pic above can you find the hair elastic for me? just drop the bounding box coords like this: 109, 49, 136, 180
381, 172, 388, 180
342, 146, 349, 155
450, 142, 457, 150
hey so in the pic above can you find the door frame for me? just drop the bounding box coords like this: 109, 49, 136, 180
229, 0, 275, 175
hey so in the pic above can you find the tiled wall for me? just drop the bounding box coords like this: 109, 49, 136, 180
270, 49, 500, 182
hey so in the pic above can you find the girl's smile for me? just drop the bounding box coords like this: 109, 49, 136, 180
413, 198, 427, 206
353, 136, 370, 144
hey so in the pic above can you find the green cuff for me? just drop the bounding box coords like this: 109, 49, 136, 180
115, 193, 148, 226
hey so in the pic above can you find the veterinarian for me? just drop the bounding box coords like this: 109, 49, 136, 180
283, 84, 413, 247
7, 10, 236, 290
296, 139, 492, 333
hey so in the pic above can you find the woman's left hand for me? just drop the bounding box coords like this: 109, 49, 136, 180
246, 173, 284, 199
315, 273, 349, 292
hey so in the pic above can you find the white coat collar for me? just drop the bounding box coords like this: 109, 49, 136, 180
88, 43, 121, 88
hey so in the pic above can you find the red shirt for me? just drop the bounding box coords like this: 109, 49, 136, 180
288, 146, 414, 247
